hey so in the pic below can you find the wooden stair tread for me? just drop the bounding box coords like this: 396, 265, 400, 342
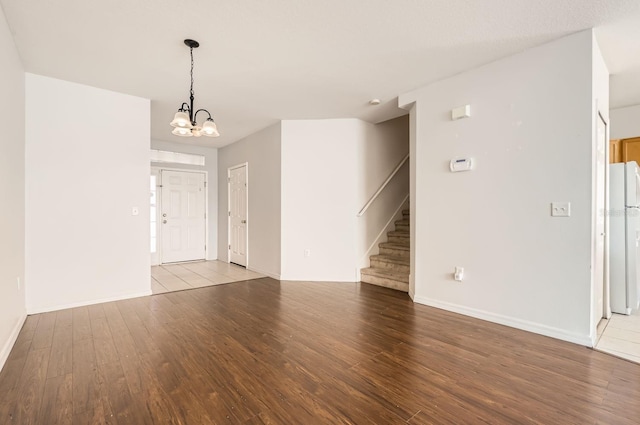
360, 267, 409, 284
370, 254, 410, 266
361, 266, 408, 278
388, 230, 409, 236
379, 242, 409, 251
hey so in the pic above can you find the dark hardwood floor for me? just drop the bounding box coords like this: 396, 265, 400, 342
1, 278, 639, 424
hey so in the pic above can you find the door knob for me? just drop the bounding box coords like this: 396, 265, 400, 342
162, 213, 167, 218
162, 220, 167, 224
241, 220, 246, 224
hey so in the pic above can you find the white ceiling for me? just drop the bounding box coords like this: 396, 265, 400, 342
2, 0, 640, 148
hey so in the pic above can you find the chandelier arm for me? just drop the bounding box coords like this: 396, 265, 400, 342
193, 109, 213, 123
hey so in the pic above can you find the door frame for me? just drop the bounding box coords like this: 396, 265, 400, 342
150, 168, 161, 266
601, 110, 611, 321
227, 163, 249, 267
152, 166, 209, 265
592, 107, 610, 343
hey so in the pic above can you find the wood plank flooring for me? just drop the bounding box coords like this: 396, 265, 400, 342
1, 278, 640, 424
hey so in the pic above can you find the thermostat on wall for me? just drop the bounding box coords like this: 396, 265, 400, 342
450, 158, 473, 172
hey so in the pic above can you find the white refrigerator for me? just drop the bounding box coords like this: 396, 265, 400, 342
609, 161, 640, 315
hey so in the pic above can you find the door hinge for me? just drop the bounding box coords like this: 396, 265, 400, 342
228, 177, 231, 182
228, 211, 231, 216
229, 244, 231, 250
204, 181, 207, 187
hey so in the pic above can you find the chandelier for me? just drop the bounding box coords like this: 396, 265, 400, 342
170, 39, 220, 137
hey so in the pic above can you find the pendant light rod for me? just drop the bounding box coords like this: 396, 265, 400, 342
169, 39, 219, 138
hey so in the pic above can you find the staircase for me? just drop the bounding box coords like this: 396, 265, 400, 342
360, 208, 410, 292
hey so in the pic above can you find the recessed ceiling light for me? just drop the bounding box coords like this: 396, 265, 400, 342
369, 99, 381, 106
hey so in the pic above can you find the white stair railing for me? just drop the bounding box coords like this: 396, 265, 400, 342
357, 154, 409, 217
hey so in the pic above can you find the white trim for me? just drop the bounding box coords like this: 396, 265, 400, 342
589, 105, 609, 343
27, 290, 152, 315
408, 284, 415, 301
247, 265, 280, 280
0, 314, 27, 373
150, 168, 160, 266
227, 163, 249, 268
413, 295, 593, 347
150, 149, 205, 166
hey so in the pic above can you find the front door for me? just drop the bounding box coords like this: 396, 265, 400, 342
229, 164, 248, 267
161, 170, 206, 263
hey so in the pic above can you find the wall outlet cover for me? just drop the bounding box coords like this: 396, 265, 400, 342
551, 202, 571, 217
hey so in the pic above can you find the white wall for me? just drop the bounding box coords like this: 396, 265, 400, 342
218, 123, 282, 278
280, 119, 362, 281
356, 116, 410, 270
25, 74, 151, 313
0, 6, 26, 371
610, 104, 640, 140
399, 31, 601, 345
151, 140, 218, 260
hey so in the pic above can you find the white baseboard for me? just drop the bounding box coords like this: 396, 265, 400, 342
247, 265, 280, 281
27, 290, 153, 315
413, 295, 593, 347
0, 313, 27, 373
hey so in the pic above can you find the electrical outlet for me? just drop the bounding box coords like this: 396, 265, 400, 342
551, 202, 570, 217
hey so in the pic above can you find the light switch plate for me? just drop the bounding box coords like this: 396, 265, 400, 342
551, 202, 570, 217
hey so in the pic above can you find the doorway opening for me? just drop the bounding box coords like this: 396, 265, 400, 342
593, 110, 608, 337
228, 163, 248, 268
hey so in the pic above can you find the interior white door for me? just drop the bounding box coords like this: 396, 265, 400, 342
150, 170, 160, 266
229, 165, 247, 267
594, 113, 607, 326
161, 170, 206, 263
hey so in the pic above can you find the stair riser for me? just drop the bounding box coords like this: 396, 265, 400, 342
388, 235, 409, 244
402, 212, 409, 219
370, 259, 410, 274
379, 247, 410, 257
360, 274, 409, 292
395, 223, 409, 232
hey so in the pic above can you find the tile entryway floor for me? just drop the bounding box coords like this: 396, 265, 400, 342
151, 260, 264, 294
595, 309, 640, 364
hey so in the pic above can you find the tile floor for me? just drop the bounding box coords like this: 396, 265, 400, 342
595, 309, 640, 364
151, 260, 264, 294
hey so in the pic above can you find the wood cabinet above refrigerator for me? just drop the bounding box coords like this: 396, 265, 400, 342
610, 137, 640, 164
